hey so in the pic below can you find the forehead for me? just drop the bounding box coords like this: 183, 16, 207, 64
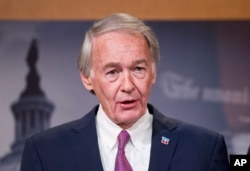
93, 30, 145, 41
92, 31, 150, 59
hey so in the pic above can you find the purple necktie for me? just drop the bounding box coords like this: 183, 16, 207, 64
115, 130, 133, 171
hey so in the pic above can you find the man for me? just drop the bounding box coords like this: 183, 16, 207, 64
21, 13, 229, 171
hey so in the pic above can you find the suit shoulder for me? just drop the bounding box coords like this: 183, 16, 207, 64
178, 122, 221, 138
150, 104, 222, 139
150, 104, 223, 143
174, 122, 226, 150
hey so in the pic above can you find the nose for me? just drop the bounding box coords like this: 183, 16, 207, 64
121, 71, 135, 93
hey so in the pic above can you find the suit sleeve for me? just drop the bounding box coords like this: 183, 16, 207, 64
20, 138, 44, 171
209, 134, 230, 171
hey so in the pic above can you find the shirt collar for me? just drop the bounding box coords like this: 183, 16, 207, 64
127, 109, 152, 150
96, 104, 153, 152
96, 105, 122, 152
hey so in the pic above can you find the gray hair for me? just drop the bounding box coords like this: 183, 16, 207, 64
77, 13, 160, 76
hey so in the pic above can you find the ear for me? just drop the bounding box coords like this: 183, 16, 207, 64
151, 70, 157, 84
80, 72, 94, 92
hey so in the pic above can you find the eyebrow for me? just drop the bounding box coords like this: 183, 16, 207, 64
102, 62, 120, 71
131, 59, 148, 66
102, 59, 148, 71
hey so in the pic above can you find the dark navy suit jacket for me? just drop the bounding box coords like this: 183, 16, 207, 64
20, 104, 230, 171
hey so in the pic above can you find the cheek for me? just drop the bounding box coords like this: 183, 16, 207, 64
136, 79, 153, 96
94, 80, 118, 100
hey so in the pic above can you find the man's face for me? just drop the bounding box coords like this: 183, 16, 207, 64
81, 31, 156, 129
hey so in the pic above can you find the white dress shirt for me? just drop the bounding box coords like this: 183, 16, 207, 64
96, 104, 153, 171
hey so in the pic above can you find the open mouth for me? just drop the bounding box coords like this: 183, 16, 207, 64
122, 100, 136, 104
119, 100, 137, 108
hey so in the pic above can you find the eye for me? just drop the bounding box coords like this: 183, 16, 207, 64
106, 69, 117, 76
134, 66, 145, 72
133, 66, 146, 78
105, 69, 119, 81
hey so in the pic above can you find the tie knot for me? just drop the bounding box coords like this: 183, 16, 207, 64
118, 130, 130, 150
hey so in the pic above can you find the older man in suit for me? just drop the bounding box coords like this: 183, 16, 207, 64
21, 13, 229, 171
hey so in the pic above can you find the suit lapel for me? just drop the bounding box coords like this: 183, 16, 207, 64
66, 107, 103, 171
148, 129, 179, 171
63, 104, 179, 171
148, 104, 179, 171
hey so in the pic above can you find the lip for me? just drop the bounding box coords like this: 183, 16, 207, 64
118, 99, 138, 109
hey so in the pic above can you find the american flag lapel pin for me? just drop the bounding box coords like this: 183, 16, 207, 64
161, 136, 170, 145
